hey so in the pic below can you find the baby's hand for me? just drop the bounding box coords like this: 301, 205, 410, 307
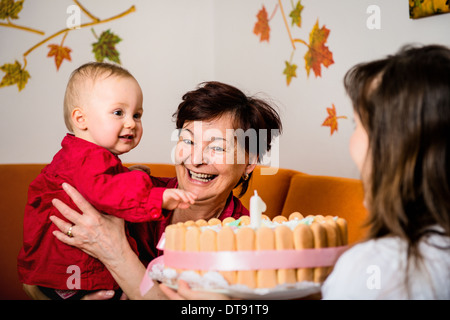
162, 189, 197, 210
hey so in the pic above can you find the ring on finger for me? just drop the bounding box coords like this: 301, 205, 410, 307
67, 225, 74, 238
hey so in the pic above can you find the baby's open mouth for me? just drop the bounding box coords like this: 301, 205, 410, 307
119, 135, 134, 140
188, 169, 218, 182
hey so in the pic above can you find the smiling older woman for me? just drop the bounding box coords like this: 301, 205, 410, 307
24, 81, 282, 300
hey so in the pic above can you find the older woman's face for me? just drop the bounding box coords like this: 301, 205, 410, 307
175, 113, 256, 202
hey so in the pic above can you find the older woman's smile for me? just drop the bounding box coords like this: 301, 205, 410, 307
187, 168, 218, 183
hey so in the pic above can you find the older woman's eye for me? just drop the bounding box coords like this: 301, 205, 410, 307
209, 146, 225, 152
183, 139, 194, 145
212, 146, 225, 152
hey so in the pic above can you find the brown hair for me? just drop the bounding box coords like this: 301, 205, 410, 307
173, 81, 282, 197
344, 44, 450, 291
63, 62, 135, 132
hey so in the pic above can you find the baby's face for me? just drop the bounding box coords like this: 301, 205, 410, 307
82, 75, 144, 155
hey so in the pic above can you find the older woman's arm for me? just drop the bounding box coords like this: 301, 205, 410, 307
50, 183, 167, 300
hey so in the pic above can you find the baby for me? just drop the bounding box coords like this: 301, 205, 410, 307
17, 62, 195, 299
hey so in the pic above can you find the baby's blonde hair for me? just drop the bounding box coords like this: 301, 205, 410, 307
63, 62, 135, 132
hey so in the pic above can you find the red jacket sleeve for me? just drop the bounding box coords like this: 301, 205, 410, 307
73, 148, 167, 222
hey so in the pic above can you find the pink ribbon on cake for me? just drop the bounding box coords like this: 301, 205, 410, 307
163, 246, 347, 271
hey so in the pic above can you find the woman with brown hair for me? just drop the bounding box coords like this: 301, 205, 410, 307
322, 44, 450, 299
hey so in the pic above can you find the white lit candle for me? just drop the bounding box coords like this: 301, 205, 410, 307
250, 190, 266, 229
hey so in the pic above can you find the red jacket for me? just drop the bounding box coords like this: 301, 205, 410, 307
17, 134, 167, 290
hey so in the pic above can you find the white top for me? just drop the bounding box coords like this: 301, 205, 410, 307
322, 230, 450, 299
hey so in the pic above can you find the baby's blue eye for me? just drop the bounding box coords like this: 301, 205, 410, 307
134, 113, 142, 120
113, 110, 123, 116
183, 139, 194, 145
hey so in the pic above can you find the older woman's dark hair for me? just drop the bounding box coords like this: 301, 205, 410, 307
173, 81, 282, 197
344, 44, 450, 294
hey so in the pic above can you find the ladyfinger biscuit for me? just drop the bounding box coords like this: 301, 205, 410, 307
322, 220, 340, 277
256, 227, 277, 288
293, 224, 314, 282
236, 227, 256, 289
208, 218, 222, 226
200, 229, 217, 275
272, 215, 288, 223
171, 224, 186, 251
239, 216, 251, 226
195, 219, 208, 227
310, 222, 328, 283
185, 226, 200, 273
314, 215, 325, 222
323, 219, 341, 247
289, 212, 304, 221
335, 217, 348, 245
183, 220, 195, 227
164, 225, 175, 251
185, 226, 200, 252
222, 217, 235, 226
164, 224, 186, 272
275, 226, 296, 285
217, 226, 236, 284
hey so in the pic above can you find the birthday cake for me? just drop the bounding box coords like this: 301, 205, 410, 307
140, 191, 348, 297
161, 212, 347, 289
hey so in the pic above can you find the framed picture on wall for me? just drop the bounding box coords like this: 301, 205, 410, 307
410, 0, 450, 19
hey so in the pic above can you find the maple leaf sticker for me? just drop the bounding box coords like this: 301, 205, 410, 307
322, 104, 347, 135
289, 0, 304, 27
304, 19, 334, 78
92, 29, 122, 64
0, 60, 30, 91
47, 44, 72, 71
253, 5, 270, 42
0, 0, 24, 20
283, 61, 297, 86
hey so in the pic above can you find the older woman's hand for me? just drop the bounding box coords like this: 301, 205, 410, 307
50, 182, 128, 266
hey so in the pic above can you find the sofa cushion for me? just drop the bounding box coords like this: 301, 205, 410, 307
281, 174, 368, 244
0, 164, 47, 299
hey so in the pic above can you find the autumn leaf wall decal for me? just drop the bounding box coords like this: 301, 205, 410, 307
409, 0, 450, 19
47, 32, 72, 71
253, 0, 334, 85
0, 0, 135, 91
283, 61, 297, 86
92, 29, 122, 64
47, 44, 72, 70
290, 1, 304, 27
304, 20, 333, 78
0, 60, 30, 91
322, 104, 347, 136
253, 5, 270, 42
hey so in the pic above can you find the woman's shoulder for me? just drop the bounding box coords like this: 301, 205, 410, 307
322, 233, 450, 299
321, 238, 396, 299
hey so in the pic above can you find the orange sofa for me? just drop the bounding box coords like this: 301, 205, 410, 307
0, 163, 368, 300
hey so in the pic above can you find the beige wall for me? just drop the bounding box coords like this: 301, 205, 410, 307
1, 0, 449, 179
